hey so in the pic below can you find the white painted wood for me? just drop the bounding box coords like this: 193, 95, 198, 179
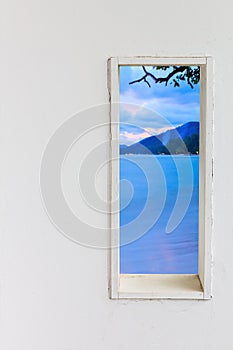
198, 66, 206, 294
108, 57, 120, 299
198, 57, 214, 299
119, 274, 203, 299
118, 56, 206, 66
108, 56, 213, 300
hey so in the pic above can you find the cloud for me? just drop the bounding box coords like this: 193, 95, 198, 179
145, 125, 177, 135
119, 65, 200, 145
120, 123, 176, 145
120, 130, 152, 145
120, 88, 199, 127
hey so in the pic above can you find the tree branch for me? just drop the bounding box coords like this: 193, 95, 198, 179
129, 66, 190, 88
144, 77, 151, 87
186, 67, 194, 88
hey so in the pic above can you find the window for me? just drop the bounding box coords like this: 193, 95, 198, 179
108, 57, 213, 299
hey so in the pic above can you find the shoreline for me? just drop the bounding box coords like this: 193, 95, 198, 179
121, 153, 199, 156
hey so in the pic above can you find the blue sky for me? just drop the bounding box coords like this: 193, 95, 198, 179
120, 66, 200, 145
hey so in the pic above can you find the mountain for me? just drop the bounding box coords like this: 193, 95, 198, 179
120, 144, 128, 151
120, 121, 199, 155
156, 121, 199, 145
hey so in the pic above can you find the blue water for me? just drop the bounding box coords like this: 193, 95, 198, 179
120, 155, 199, 274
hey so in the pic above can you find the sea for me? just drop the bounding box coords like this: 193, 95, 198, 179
120, 154, 199, 274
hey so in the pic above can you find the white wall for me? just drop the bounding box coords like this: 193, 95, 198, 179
1, 0, 233, 349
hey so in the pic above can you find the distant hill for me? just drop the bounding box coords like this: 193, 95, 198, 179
157, 121, 199, 145
120, 121, 199, 155
120, 144, 128, 150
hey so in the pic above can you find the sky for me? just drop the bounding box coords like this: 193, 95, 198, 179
120, 66, 200, 145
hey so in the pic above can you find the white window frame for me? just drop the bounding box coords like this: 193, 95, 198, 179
108, 56, 213, 300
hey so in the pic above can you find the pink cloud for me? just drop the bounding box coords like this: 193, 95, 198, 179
120, 131, 151, 144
